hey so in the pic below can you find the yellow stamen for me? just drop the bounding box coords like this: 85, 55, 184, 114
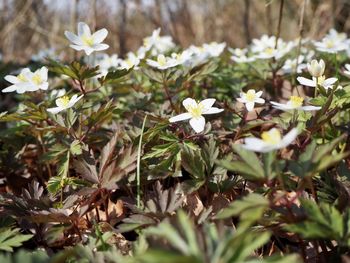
81, 34, 94, 46
186, 102, 204, 118
57, 96, 70, 107
17, 73, 27, 82
245, 90, 256, 102
261, 129, 282, 145
32, 74, 42, 85
325, 40, 334, 48
264, 47, 274, 55
157, 55, 166, 66
290, 96, 304, 108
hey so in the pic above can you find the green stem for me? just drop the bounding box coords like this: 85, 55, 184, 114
314, 77, 318, 97
136, 114, 148, 209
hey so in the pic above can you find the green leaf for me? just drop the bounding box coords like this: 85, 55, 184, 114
0, 227, 32, 252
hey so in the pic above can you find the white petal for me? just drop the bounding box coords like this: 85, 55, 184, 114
245, 102, 255, 112
39, 82, 49, 90
68, 94, 83, 108
280, 128, 299, 148
297, 76, 316, 87
300, 105, 321, 111
47, 107, 63, 114
84, 47, 95, 56
92, 28, 108, 43
169, 113, 192, 123
199, 98, 216, 109
189, 116, 206, 133
323, 77, 337, 87
270, 101, 291, 111
255, 98, 265, 104
39, 67, 48, 80
183, 98, 197, 109
4, 75, 20, 84
203, 107, 224, 115
236, 97, 247, 103
242, 138, 270, 153
91, 43, 109, 51
2, 85, 17, 93
78, 22, 91, 36
255, 91, 263, 97
64, 31, 83, 45
70, 44, 86, 51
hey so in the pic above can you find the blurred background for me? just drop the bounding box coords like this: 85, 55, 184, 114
0, 0, 349, 63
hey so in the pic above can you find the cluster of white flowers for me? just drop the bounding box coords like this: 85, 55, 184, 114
7, 22, 349, 154
229, 35, 295, 63
313, 29, 348, 54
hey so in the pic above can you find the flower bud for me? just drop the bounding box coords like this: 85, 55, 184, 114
307, 59, 325, 77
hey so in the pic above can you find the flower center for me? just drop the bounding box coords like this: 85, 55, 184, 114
187, 103, 204, 118
126, 59, 134, 67
32, 74, 42, 85
17, 73, 27, 82
264, 47, 274, 55
290, 96, 304, 108
245, 90, 256, 102
261, 129, 282, 145
57, 96, 70, 108
325, 40, 334, 48
317, 75, 325, 86
157, 55, 167, 66
81, 34, 94, 46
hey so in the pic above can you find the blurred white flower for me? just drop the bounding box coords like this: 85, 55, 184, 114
3, 67, 49, 93
236, 89, 265, 111
118, 52, 140, 70
143, 28, 175, 55
271, 96, 321, 111
169, 98, 223, 133
31, 48, 58, 62
242, 128, 299, 153
146, 54, 179, 70
171, 50, 193, 66
50, 88, 66, 99
65, 22, 109, 56
281, 56, 307, 74
314, 29, 348, 54
307, 59, 325, 77
202, 42, 226, 57
26, 67, 49, 91
47, 94, 83, 114
229, 48, 255, 63
251, 35, 294, 60
3, 68, 32, 93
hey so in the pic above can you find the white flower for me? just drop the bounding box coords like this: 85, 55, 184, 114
31, 48, 58, 62
171, 50, 193, 66
307, 59, 325, 77
314, 29, 348, 54
3, 68, 32, 93
281, 56, 307, 74
47, 94, 83, 114
202, 42, 226, 57
26, 66, 49, 91
297, 75, 338, 90
242, 128, 299, 153
118, 52, 140, 70
229, 48, 255, 63
236, 89, 265, 112
143, 28, 175, 55
251, 35, 294, 60
344, 64, 350, 76
271, 96, 321, 111
146, 54, 179, 70
3, 67, 49, 93
65, 22, 109, 56
169, 98, 223, 133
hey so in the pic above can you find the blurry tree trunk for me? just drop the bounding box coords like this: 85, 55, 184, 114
70, 0, 79, 59
266, 2, 273, 35
118, 0, 127, 57
333, 0, 350, 34
243, 0, 251, 44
